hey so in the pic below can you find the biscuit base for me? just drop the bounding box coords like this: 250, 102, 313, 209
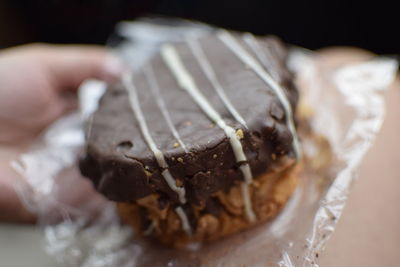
117, 162, 300, 246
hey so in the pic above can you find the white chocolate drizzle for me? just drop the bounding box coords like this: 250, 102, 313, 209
144, 63, 188, 152
217, 30, 302, 159
242, 33, 280, 81
175, 206, 192, 236
187, 38, 248, 128
161, 45, 256, 222
122, 73, 186, 204
241, 183, 256, 222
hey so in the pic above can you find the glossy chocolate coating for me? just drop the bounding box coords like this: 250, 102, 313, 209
79, 33, 298, 205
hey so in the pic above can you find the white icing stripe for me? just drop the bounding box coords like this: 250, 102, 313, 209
239, 164, 252, 183
122, 73, 186, 204
175, 207, 192, 235
241, 183, 256, 222
161, 45, 252, 180
217, 30, 302, 159
242, 33, 280, 81
161, 45, 256, 222
187, 38, 248, 128
144, 64, 188, 152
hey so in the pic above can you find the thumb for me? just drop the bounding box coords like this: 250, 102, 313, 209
38, 44, 126, 90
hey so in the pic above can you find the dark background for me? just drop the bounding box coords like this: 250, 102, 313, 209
0, 0, 398, 53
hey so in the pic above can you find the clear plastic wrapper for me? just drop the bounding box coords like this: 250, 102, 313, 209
10, 19, 398, 266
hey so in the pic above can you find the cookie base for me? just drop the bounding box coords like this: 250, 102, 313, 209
117, 161, 300, 246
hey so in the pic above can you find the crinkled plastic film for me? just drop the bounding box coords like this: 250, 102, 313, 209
11, 19, 398, 267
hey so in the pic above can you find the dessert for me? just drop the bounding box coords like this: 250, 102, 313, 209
80, 30, 301, 246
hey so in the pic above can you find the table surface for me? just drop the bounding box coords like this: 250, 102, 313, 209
0, 74, 399, 267
319, 76, 400, 267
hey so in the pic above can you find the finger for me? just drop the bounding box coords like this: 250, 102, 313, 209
0, 148, 36, 223
18, 44, 126, 91
31, 94, 78, 131
43, 45, 126, 90
49, 166, 108, 223
316, 46, 375, 68
0, 180, 36, 224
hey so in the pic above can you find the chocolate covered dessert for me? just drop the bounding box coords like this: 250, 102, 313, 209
80, 30, 301, 246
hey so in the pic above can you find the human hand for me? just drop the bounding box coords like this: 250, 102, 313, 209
0, 44, 125, 223
0, 44, 124, 143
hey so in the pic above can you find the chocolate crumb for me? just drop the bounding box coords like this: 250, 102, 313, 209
236, 129, 244, 139
176, 179, 183, 187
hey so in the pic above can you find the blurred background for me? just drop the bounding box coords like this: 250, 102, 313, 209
0, 0, 398, 53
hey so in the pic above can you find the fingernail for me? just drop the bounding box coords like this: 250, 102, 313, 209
102, 54, 127, 82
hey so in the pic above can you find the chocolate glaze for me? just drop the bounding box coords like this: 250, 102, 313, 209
79, 33, 298, 205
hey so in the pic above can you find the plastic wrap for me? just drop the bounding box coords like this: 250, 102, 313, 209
10, 19, 398, 266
